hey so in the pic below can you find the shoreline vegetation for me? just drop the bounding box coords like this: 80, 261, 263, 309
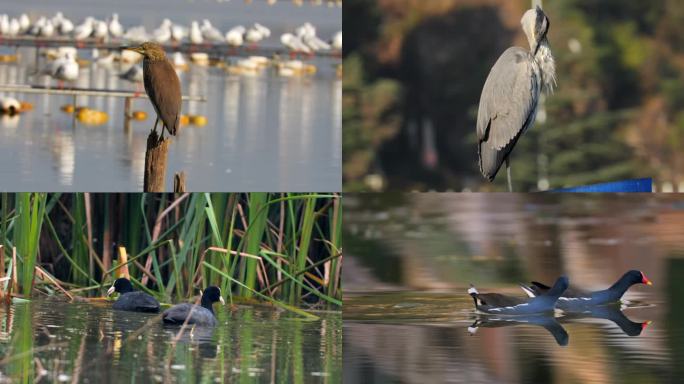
0, 193, 342, 319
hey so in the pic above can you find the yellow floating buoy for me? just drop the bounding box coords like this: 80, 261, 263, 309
19, 102, 33, 112
61, 104, 75, 113
131, 110, 147, 120
0, 54, 19, 63
190, 115, 207, 127
77, 108, 108, 126
179, 114, 190, 126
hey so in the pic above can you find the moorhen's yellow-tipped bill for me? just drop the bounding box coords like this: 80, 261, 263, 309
641, 271, 653, 285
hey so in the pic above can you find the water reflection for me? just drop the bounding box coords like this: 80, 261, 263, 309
344, 194, 684, 383
0, 2, 340, 191
0, 300, 341, 382
468, 315, 569, 346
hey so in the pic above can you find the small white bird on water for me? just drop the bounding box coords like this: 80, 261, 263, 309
43, 51, 79, 86
119, 64, 143, 83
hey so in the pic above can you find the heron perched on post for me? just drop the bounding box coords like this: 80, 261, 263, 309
124, 42, 181, 138
476, 6, 555, 191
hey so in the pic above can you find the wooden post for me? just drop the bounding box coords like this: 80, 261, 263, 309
173, 172, 186, 192
143, 130, 170, 192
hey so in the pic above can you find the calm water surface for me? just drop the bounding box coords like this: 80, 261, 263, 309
0, 0, 341, 191
0, 299, 341, 382
344, 194, 684, 384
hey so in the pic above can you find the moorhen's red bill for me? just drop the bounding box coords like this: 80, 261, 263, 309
468, 276, 569, 315
520, 270, 652, 308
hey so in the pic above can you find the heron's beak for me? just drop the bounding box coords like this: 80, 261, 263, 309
107, 286, 115, 296
123, 46, 143, 54
219, 296, 225, 305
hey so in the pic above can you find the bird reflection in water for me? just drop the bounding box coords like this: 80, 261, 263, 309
468, 304, 650, 346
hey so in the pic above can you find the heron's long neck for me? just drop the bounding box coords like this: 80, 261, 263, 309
534, 39, 556, 94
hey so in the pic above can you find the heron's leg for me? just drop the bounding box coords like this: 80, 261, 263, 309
506, 158, 513, 192
152, 117, 159, 134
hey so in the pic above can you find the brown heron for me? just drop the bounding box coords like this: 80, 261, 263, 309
124, 42, 181, 138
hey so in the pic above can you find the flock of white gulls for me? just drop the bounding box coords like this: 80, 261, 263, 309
0, 12, 342, 53
0, 12, 342, 84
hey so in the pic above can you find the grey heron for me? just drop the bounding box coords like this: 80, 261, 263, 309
476, 6, 556, 191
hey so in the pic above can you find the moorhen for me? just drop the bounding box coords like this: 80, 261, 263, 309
520, 270, 652, 308
468, 275, 568, 315
107, 278, 160, 313
162, 286, 225, 326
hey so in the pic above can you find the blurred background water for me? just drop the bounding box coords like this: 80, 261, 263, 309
343, 0, 684, 192
343, 193, 684, 383
0, 0, 341, 191
0, 299, 342, 382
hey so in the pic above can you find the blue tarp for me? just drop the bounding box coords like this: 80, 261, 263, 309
552, 178, 653, 192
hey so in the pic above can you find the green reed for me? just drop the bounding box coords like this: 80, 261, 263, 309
0, 193, 341, 314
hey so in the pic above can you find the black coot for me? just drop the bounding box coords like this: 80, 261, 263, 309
162, 286, 225, 326
107, 278, 160, 313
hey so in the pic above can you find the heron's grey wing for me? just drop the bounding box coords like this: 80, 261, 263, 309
476, 47, 539, 150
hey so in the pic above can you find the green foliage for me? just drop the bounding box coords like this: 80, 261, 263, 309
0, 193, 341, 313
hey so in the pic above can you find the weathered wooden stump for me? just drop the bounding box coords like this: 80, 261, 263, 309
143, 130, 169, 192
174, 172, 186, 192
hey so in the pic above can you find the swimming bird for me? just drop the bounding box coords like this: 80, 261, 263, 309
476, 6, 556, 191
519, 270, 652, 308
0, 96, 21, 115
125, 42, 181, 138
43, 51, 79, 86
107, 278, 160, 313
469, 275, 568, 315
162, 286, 225, 326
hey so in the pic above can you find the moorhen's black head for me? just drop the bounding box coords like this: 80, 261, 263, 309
625, 270, 653, 286
201, 286, 225, 309
107, 278, 134, 296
